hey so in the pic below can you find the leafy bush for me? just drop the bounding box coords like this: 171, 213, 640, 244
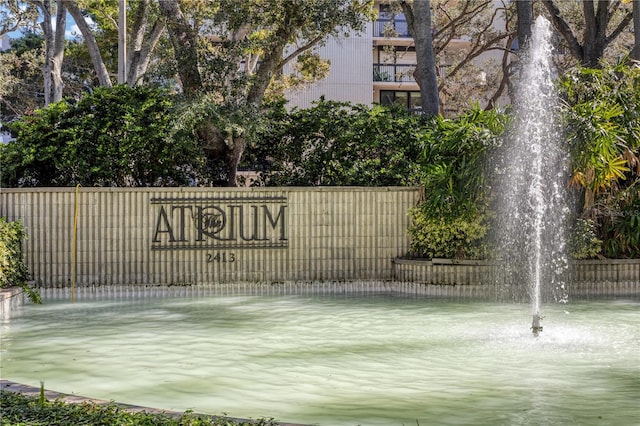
252, 99, 423, 186
1, 85, 203, 187
0, 218, 40, 303
560, 61, 640, 258
600, 192, 640, 258
407, 107, 507, 259
416, 107, 508, 219
169, 95, 266, 186
0, 390, 277, 425
568, 218, 602, 259
0, 218, 28, 287
407, 210, 489, 259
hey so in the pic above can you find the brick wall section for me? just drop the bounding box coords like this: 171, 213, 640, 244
0, 187, 421, 286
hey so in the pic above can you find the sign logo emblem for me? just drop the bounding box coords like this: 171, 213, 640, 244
151, 196, 288, 250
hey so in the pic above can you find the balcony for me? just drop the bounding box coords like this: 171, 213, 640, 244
373, 64, 416, 83
373, 18, 411, 38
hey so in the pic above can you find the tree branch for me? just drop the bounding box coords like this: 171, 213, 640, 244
486, 34, 516, 110
596, 0, 611, 40
444, 31, 512, 82
128, 20, 165, 85
64, 0, 112, 87
604, 10, 634, 46
281, 34, 325, 68
541, 0, 584, 62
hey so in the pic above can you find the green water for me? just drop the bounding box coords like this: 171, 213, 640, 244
2, 289, 639, 425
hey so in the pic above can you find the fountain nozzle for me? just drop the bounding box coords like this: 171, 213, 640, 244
531, 313, 543, 337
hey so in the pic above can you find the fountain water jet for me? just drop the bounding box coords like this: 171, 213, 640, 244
492, 16, 570, 336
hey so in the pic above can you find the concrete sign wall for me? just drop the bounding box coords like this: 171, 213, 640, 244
0, 187, 421, 286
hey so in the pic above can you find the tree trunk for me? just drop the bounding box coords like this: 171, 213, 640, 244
632, 0, 640, 61
247, 46, 284, 106
401, 0, 439, 117
543, 0, 633, 67
515, 0, 533, 50
127, 0, 165, 86
158, 1, 245, 185
40, 0, 54, 105
224, 137, 244, 187
38, 0, 65, 105
51, 0, 65, 102
64, 0, 112, 87
157, 0, 202, 98
582, 1, 605, 68
127, 20, 164, 85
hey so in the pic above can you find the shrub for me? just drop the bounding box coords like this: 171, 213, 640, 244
0, 218, 28, 287
560, 61, 640, 258
1, 85, 203, 187
252, 99, 423, 186
0, 390, 277, 425
407, 209, 489, 260
407, 107, 507, 259
0, 218, 40, 303
416, 107, 508, 218
568, 218, 602, 259
600, 192, 640, 258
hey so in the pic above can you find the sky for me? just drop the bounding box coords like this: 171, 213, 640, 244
5, 12, 92, 42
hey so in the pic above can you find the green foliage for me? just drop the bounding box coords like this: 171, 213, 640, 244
599, 187, 640, 258
560, 61, 640, 258
416, 107, 509, 218
569, 218, 603, 259
1, 85, 203, 187
0, 390, 278, 425
562, 62, 640, 203
170, 95, 263, 185
252, 99, 423, 186
407, 107, 507, 260
4, 31, 44, 56
0, 218, 28, 288
0, 218, 40, 303
407, 209, 489, 259
0, 32, 45, 121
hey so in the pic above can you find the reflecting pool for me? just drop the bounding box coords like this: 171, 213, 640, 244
2, 285, 639, 425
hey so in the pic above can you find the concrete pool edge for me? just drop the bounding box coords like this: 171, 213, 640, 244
0, 380, 309, 426
0, 286, 24, 319
3, 279, 640, 313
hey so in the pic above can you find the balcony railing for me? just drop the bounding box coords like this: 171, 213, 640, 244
373, 64, 416, 83
373, 18, 411, 38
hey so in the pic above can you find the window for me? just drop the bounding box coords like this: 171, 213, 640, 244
380, 90, 421, 110
376, 5, 409, 37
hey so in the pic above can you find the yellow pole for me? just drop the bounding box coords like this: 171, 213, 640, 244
71, 184, 80, 302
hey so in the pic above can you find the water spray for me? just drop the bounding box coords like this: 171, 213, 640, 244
531, 312, 543, 337
493, 16, 568, 337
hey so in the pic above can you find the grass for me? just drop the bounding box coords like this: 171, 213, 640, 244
0, 390, 279, 426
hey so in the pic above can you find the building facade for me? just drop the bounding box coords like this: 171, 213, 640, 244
286, 1, 508, 112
